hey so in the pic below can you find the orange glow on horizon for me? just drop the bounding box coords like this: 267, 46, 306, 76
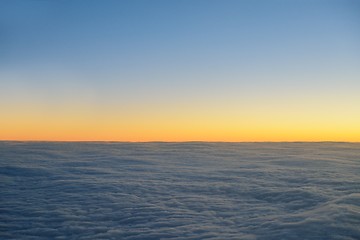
1, 110, 359, 142
1, 94, 359, 142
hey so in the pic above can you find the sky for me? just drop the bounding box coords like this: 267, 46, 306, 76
0, 0, 359, 142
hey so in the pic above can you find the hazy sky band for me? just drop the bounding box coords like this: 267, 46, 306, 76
0, 0, 359, 141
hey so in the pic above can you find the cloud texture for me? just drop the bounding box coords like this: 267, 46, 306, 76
1, 142, 360, 239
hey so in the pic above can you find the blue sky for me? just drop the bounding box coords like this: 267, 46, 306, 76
0, 0, 359, 141
2, 0, 358, 77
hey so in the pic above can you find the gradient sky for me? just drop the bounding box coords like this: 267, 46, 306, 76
1, 0, 359, 141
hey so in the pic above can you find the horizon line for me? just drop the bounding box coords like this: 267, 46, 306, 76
1, 140, 359, 144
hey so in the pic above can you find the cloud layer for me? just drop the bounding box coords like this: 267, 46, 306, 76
1, 142, 360, 239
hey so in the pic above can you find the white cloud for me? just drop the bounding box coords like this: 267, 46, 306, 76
1, 142, 359, 239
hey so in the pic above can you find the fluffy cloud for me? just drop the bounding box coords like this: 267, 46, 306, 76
1, 142, 359, 239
